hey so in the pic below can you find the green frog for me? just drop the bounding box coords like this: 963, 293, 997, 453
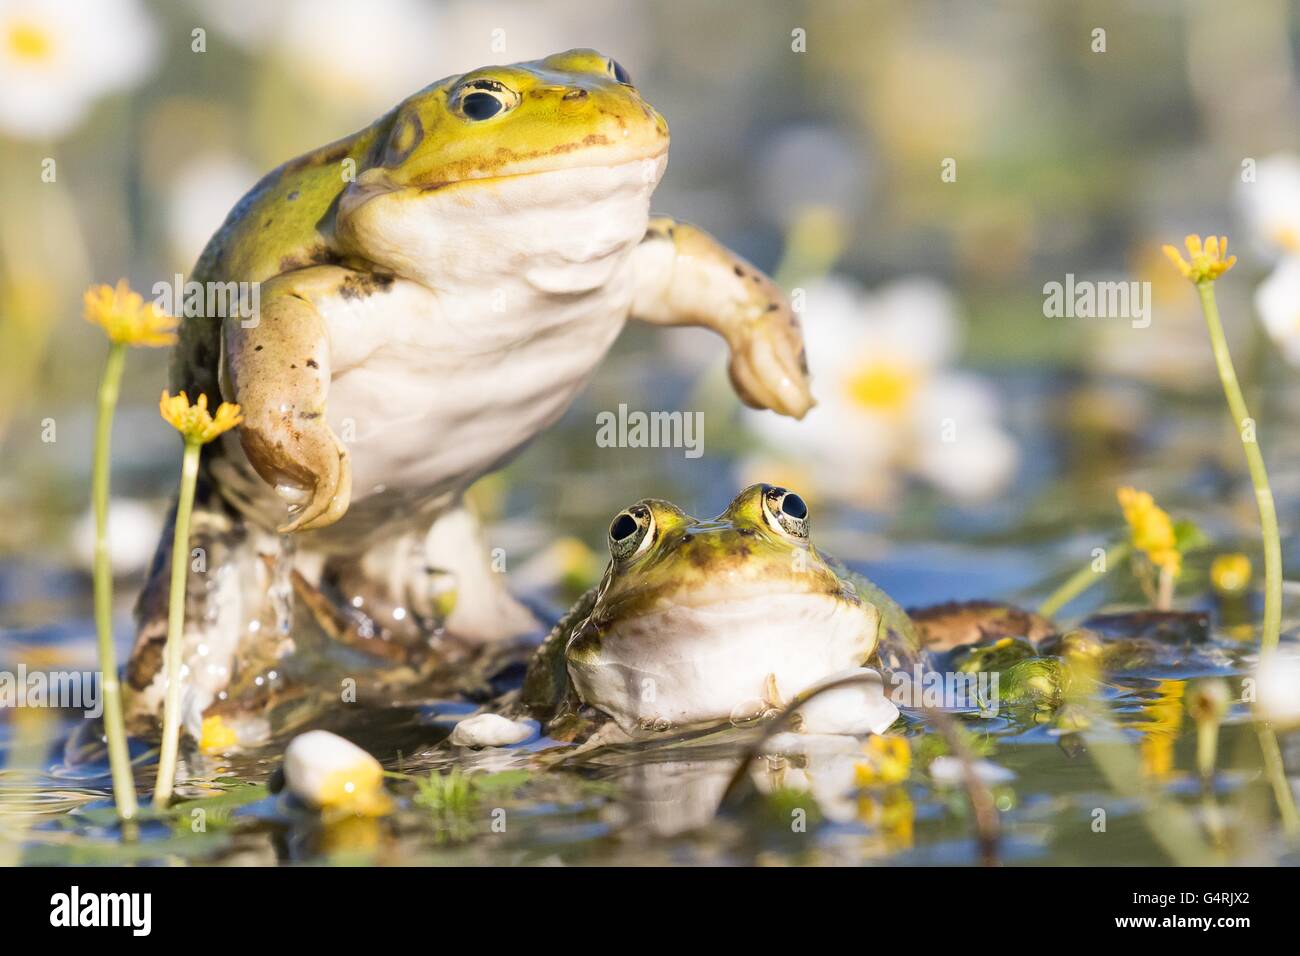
511, 484, 909, 744
126, 51, 813, 733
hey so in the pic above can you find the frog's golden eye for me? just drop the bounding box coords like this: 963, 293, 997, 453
761, 486, 809, 539
453, 78, 520, 121
607, 58, 632, 86
608, 504, 655, 560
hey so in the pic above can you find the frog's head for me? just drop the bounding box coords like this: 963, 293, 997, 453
375, 49, 668, 189
565, 484, 881, 732
339, 50, 669, 285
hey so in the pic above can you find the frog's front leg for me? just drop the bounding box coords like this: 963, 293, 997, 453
628, 217, 814, 419
224, 270, 352, 533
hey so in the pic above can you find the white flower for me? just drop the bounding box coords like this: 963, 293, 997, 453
167, 153, 258, 268
1236, 153, 1300, 258
1253, 256, 1300, 367
794, 668, 899, 736
743, 275, 1018, 506
276, 0, 445, 115
0, 0, 158, 140
929, 755, 1014, 787
1255, 651, 1300, 730
71, 497, 162, 576
282, 730, 392, 816
449, 713, 536, 747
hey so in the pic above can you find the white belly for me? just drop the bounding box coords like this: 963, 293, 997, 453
317, 265, 632, 519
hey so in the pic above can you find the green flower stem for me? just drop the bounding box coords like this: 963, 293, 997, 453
91, 341, 139, 823
1037, 542, 1130, 619
1194, 280, 1295, 835
1195, 281, 1282, 655
1256, 721, 1299, 835
153, 439, 201, 809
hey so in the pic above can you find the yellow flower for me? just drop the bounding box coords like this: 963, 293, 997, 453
1210, 553, 1251, 597
854, 734, 912, 787
83, 280, 178, 348
159, 390, 243, 445
1161, 234, 1237, 284
199, 715, 239, 755
1117, 486, 1181, 577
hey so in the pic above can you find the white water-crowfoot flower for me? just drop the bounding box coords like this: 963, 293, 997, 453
1253, 256, 1300, 366
1235, 153, 1300, 258
1255, 651, 1300, 730
742, 276, 1018, 507
0, 0, 158, 140
1235, 154, 1300, 366
167, 153, 258, 269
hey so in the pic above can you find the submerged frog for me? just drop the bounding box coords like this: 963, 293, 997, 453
509, 484, 908, 744
126, 51, 812, 730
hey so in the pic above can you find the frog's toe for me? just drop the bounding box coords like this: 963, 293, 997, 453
729, 307, 814, 419
239, 418, 352, 533
280, 457, 351, 533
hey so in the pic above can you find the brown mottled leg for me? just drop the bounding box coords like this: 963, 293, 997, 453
628, 216, 813, 419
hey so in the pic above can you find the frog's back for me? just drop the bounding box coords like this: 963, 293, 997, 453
173, 117, 395, 398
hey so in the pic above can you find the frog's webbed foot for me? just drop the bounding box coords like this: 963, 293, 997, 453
628, 216, 814, 419
224, 279, 351, 533
244, 415, 351, 534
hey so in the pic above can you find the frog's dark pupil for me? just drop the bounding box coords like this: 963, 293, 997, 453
462, 91, 503, 120
610, 513, 638, 541
610, 59, 631, 85
781, 494, 808, 520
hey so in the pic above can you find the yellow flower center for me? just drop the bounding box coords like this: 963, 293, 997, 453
1274, 226, 1300, 254
844, 360, 918, 416
6, 20, 53, 63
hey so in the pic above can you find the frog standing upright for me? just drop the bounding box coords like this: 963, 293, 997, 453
125, 50, 813, 733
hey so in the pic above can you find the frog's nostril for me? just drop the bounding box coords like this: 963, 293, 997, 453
563, 89, 588, 101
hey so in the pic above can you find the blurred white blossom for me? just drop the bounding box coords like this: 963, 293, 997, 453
1236, 153, 1300, 368
742, 276, 1018, 508
1236, 153, 1300, 259
72, 497, 162, 576
1253, 256, 1300, 367
1255, 651, 1300, 730
166, 153, 258, 268
0, 0, 158, 140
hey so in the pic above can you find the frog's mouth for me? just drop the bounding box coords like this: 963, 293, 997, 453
349, 146, 668, 201
568, 592, 881, 734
